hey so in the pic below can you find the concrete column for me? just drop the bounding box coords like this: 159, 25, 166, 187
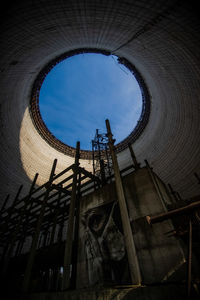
62, 142, 80, 290
106, 119, 141, 285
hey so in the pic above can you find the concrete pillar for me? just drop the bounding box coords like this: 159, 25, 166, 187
106, 119, 141, 285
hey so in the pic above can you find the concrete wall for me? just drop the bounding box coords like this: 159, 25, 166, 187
76, 168, 185, 288
125, 168, 185, 283
0, 0, 200, 202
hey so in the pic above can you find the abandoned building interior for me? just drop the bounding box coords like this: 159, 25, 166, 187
0, 0, 200, 299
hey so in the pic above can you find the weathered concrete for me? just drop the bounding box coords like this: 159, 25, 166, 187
2, 167, 199, 299
124, 168, 186, 284
0, 0, 200, 202
76, 168, 186, 288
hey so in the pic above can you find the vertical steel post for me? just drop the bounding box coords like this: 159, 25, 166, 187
187, 218, 192, 300
70, 171, 81, 288
128, 143, 140, 170
15, 173, 39, 256
92, 140, 96, 189
100, 159, 106, 184
16, 201, 35, 257
62, 142, 80, 290
15, 174, 38, 250
105, 144, 112, 180
22, 159, 57, 293
105, 119, 141, 285
57, 208, 65, 243
50, 187, 62, 245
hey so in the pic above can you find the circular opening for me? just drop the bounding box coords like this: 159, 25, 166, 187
39, 53, 142, 150
30, 49, 150, 159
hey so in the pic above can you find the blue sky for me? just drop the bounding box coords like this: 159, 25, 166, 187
39, 53, 142, 150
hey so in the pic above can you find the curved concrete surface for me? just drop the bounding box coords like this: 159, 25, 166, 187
0, 0, 200, 202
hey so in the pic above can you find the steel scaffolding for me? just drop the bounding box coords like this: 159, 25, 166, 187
92, 129, 112, 185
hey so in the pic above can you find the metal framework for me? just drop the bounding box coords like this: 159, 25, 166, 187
92, 129, 112, 184
0, 142, 101, 293
0, 124, 199, 297
0, 139, 137, 296
146, 199, 200, 300
0, 134, 139, 295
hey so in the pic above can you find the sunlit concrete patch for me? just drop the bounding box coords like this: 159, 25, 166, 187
20, 107, 93, 187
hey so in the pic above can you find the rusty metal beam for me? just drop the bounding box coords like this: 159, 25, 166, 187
51, 184, 71, 195
146, 200, 200, 225
78, 166, 101, 183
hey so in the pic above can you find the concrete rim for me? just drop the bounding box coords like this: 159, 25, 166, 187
30, 48, 150, 159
